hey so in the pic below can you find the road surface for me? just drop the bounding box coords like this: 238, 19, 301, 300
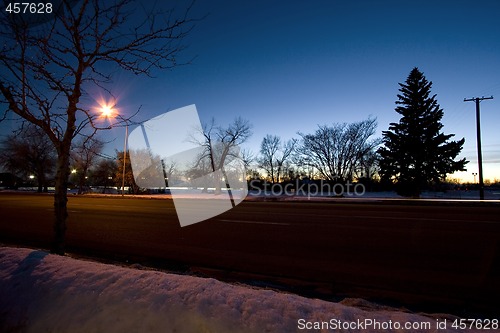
0, 192, 499, 315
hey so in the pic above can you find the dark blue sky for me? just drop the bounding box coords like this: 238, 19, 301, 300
107, 0, 499, 182
5, 0, 500, 182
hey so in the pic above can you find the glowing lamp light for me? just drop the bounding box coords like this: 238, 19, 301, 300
95, 97, 118, 119
100, 105, 114, 118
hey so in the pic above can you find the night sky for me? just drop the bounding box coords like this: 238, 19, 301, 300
4, 0, 500, 182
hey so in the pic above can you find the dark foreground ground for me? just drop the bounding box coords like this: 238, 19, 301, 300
0, 192, 499, 316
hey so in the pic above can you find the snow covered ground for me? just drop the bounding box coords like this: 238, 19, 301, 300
1, 246, 484, 333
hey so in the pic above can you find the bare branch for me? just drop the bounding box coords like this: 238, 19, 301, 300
296, 118, 379, 181
0, 0, 197, 254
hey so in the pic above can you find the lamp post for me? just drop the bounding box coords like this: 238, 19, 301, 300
99, 101, 128, 196
472, 172, 477, 184
121, 124, 128, 196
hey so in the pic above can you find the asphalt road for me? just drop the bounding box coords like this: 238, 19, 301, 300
1, 192, 499, 315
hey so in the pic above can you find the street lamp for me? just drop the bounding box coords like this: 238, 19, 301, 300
100, 105, 114, 118
98, 99, 128, 196
121, 124, 128, 196
472, 172, 478, 184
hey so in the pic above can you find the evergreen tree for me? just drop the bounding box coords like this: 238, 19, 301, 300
378, 67, 468, 197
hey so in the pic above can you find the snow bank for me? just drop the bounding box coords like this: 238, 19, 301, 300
0, 247, 473, 332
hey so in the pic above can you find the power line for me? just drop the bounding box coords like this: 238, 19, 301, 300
96, 152, 115, 160
463, 96, 493, 200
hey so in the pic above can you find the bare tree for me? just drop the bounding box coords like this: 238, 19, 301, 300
194, 118, 218, 173
239, 148, 255, 179
214, 117, 252, 170
258, 135, 297, 183
275, 138, 297, 182
162, 159, 179, 187
0, 125, 56, 192
258, 135, 279, 183
115, 150, 140, 194
0, 0, 196, 254
126, 148, 179, 191
90, 158, 118, 193
296, 117, 379, 181
358, 149, 380, 180
71, 137, 104, 194
192, 117, 252, 193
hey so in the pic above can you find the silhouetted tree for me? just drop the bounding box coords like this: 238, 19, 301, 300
0, 125, 56, 192
258, 135, 279, 183
258, 135, 297, 183
91, 158, 118, 193
358, 149, 380, 180
192, 117, 252, 193
115, 150, 140, 194
0, 0, 195, 253
240, 149, 255, 170
71, 137, 104, 194
296, 117, 379, 181
378, 67, 468, 197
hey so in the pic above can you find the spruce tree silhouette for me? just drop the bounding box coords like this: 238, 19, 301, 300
378, 67, 468, 197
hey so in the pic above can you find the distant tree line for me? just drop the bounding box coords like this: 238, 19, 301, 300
0, 129, 138, 194
252, 117, 380, 186
252, 68, 468, 198
0, 125, 55, 192
1, 67, 468, 199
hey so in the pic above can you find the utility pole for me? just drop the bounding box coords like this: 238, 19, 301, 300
464, 96, 493, 200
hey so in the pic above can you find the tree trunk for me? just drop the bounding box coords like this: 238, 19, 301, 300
221, 167, 235, 207
36, 169, 47, 193
78, 167, 87, 194
51, 151, 70, 255
208, 144, 222, 194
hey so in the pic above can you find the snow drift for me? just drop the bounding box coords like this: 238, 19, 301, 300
1, 247, 473, 332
